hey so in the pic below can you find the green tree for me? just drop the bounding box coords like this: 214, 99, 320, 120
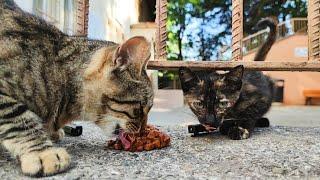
167, 0, 232, 61
167, 0, 190, 60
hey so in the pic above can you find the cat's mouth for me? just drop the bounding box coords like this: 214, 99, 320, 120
119, 130, 132, 150
113, 127, 136, 150
113, 125, 137, 150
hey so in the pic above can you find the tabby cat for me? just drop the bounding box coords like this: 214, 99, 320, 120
0, 0, 153, 176
179, 18, 277, 140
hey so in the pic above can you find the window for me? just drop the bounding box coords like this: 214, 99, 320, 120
139, 0, 156, 22
33, 0, 77, 35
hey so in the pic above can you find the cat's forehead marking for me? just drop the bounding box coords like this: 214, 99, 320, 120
198, 80, 205, 87
215, 76, 225, 88
216, 70, 228, 74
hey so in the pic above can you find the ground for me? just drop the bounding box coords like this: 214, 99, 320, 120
1, 105, 320, 179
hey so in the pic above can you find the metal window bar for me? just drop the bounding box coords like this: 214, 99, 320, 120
231, 0, 243, 61
76, 0, 89, 36
308, 0, 320, 61
155, 0, 167, 60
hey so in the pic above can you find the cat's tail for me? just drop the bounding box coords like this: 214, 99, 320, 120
251, 18, 277, 128
253, 17, 278, 62
255, 117, 270, 127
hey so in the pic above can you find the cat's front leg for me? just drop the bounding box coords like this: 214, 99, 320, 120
227, 126, 250, 140
0, 95, 70, 176
19, 147, 70, 176
226, 119, 255, 140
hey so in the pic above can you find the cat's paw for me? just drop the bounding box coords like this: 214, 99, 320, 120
20, 147, 70, 176
50, 129, 65, 142
228, 126, 250, 140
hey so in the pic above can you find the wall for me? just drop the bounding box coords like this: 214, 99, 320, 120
244, 34, 320, 105
14, 0, 33, 12
88, 0, 139, 42
14, 0, 78, 35
15, 0, 144, 43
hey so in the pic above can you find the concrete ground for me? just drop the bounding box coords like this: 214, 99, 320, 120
149, 104, 320, 128
1, 93, 320, 179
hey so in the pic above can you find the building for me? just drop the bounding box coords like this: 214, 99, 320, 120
14, 0, 159, 88
243, 18, 320, 105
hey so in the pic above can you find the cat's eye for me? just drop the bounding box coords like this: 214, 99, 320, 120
221, 101, 228, 105
193, 101, 202, 108
219, 103, 227, 108
219, 99, 229, 107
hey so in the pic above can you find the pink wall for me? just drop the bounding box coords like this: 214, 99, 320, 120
244, 34, 320, 105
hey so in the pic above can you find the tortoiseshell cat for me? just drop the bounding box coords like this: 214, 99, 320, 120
0, 0, 153, 176
179, 18, 277, 140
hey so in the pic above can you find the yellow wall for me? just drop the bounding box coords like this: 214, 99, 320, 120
244, 34, 320, 105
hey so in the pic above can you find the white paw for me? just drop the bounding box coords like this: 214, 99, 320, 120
20, 147, 71, 176
239, 127, 250, 139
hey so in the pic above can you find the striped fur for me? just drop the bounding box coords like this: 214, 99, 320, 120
0, 0, 153, 176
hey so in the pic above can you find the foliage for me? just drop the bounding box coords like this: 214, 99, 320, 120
167, 0, 232, 61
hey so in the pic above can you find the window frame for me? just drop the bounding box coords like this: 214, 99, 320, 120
33, 0, 88, 36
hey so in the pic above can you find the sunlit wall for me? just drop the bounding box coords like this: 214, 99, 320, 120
88, 0, 139, 42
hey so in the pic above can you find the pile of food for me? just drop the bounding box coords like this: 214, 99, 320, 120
106, 125, 170, 152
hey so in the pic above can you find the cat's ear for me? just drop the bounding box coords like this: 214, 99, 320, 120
113, 36, 151, 75
179, 68, 195, 82
228, 65, 244, 80
179, 67, 198, 92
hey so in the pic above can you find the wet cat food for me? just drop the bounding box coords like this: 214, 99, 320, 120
106, 125, 170, 152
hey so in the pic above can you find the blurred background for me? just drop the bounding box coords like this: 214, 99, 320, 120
12, 0, 320, 127
162, 0, 315, 107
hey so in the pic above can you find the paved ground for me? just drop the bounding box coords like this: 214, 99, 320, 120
1, 105, 320, 179
148, 104, 320, 127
